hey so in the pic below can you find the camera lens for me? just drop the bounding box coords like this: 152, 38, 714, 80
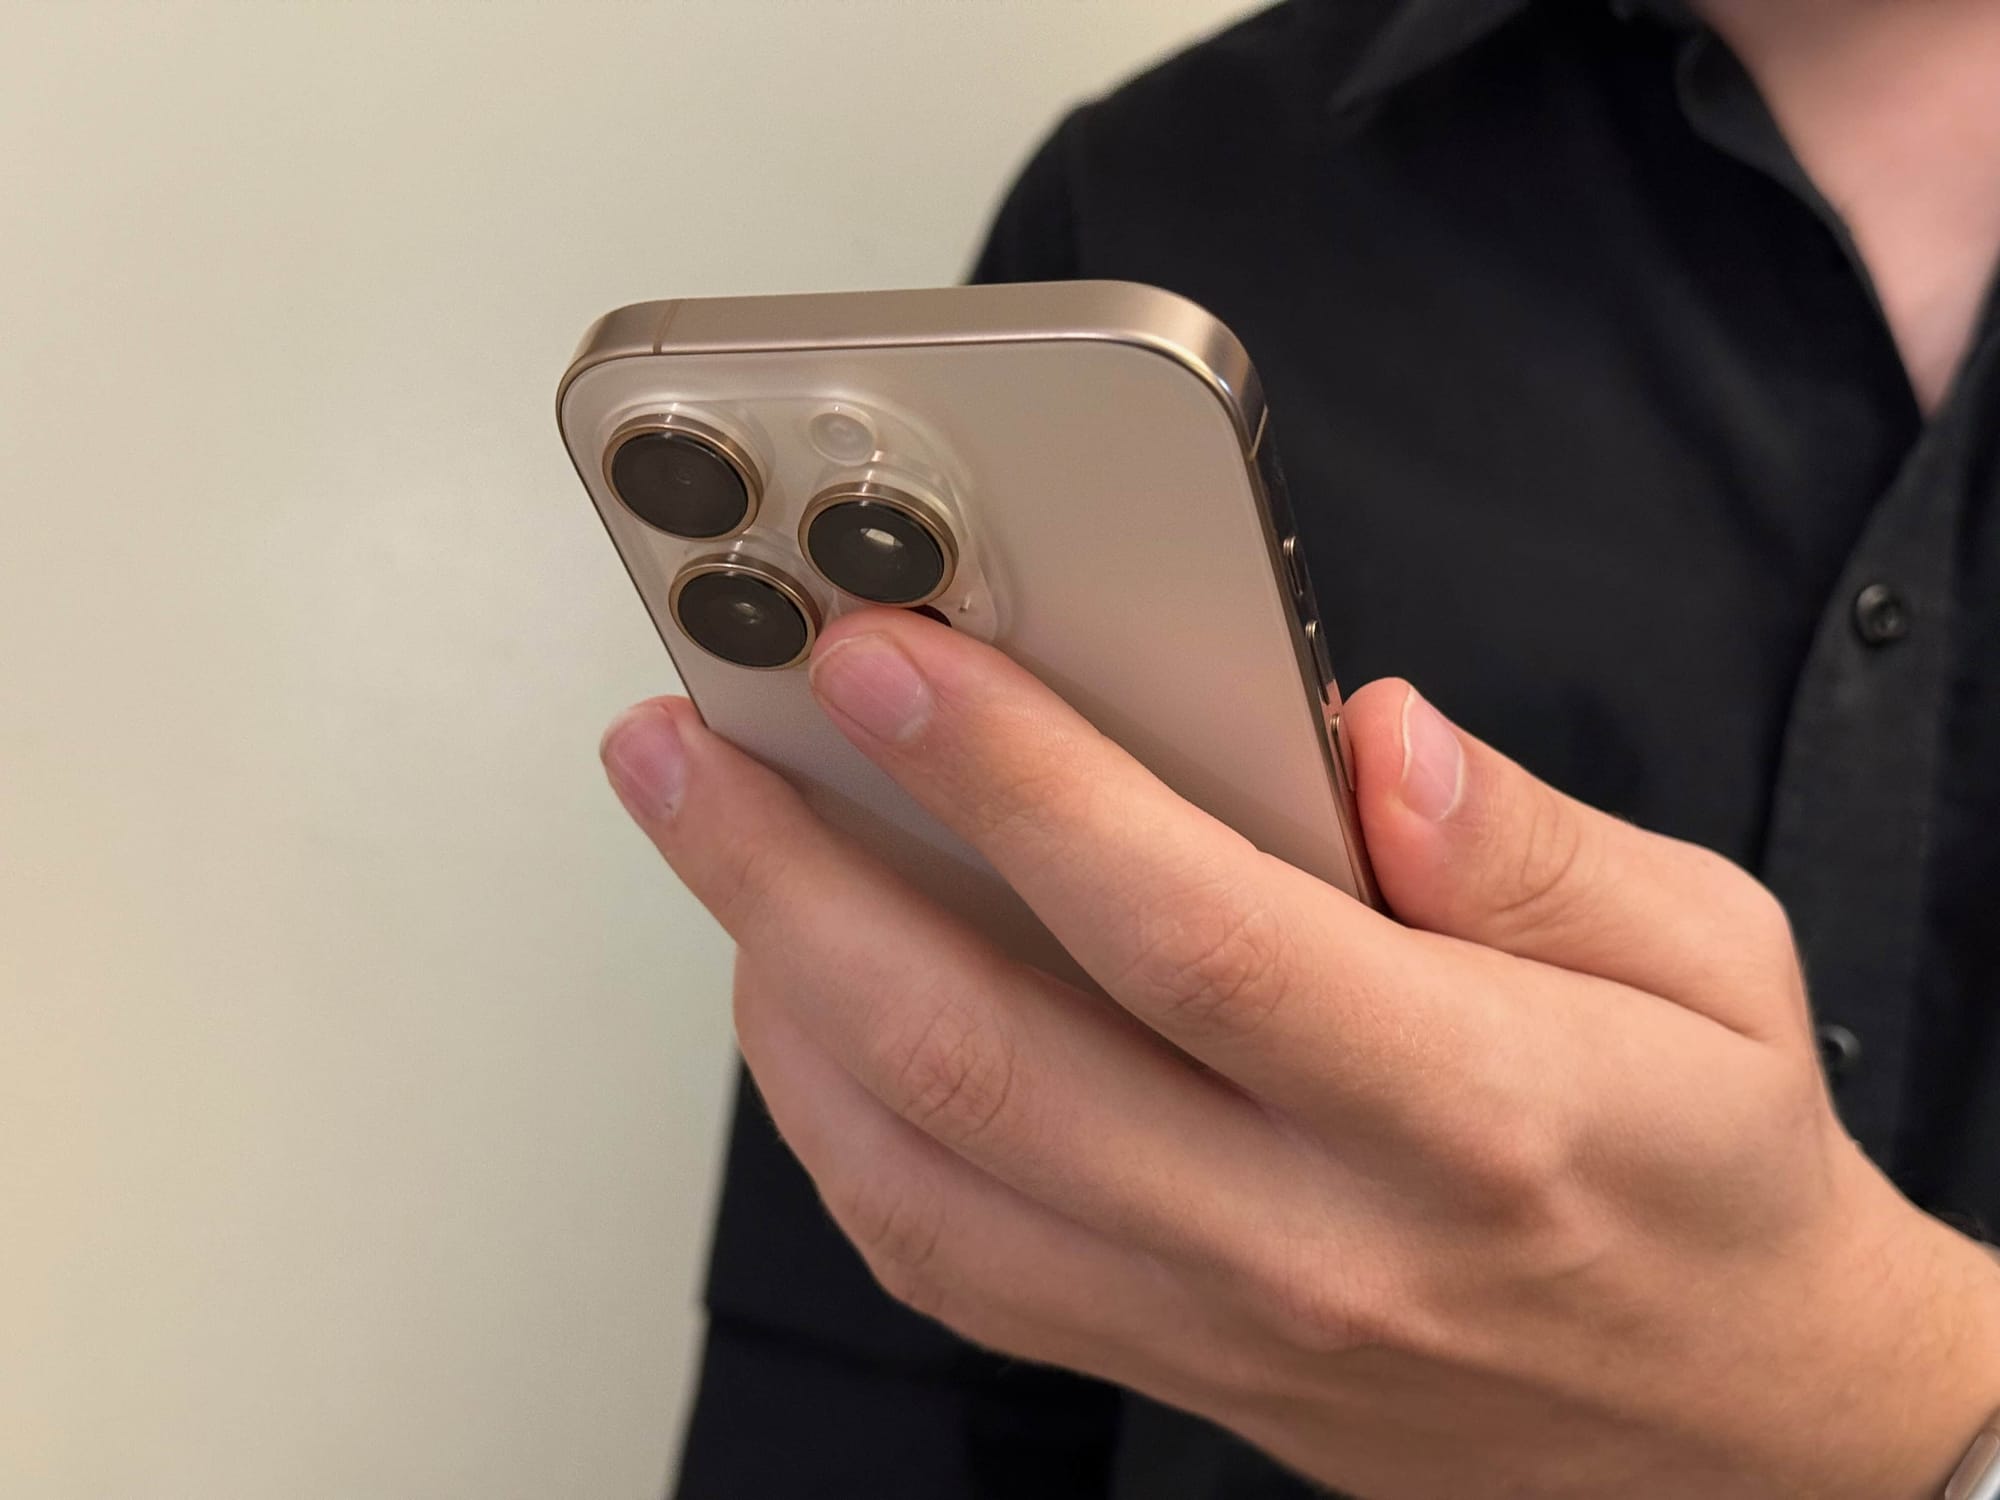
607, 420, 758, 539
801, 486, 954, 606
670, 560, 817, 670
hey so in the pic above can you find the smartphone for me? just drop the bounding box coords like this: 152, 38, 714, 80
557, 280, 1377, 975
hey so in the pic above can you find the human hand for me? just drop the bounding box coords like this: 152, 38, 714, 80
602, 609, 2000, 1499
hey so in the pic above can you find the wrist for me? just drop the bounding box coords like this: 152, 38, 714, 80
1865, 1216, 2000, 1500
1753, 1152, 2000, 1500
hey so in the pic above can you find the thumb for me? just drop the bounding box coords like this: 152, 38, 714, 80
1340, 679, 1803, 1037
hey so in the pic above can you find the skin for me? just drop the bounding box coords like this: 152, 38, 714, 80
602, 610, 2000, 1497
1692, 0, 2000, 413
602, 8, 2000, 1491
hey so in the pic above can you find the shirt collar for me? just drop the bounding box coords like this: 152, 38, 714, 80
1325, 0, 1697, 113
1326, 0, 1536, 113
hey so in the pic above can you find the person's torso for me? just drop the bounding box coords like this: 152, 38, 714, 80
1049, 2, 2000, 1492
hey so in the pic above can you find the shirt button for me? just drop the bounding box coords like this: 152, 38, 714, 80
1852, 584, 1910, 646
1816, 1023, 1862, 1082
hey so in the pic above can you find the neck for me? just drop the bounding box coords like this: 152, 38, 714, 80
1689, 0, 2000, 413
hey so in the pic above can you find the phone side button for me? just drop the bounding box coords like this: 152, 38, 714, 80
1303, 617, 1337, 697
1327, 711, 1356, 788
1281, 535, 1307, 598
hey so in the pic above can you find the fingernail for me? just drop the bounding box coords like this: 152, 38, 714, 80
810, 633, 932, 743
601, 703, 688, 821
1399, 687, 1464, 822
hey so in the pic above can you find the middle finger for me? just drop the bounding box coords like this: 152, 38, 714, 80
610, 696, 1325, 1269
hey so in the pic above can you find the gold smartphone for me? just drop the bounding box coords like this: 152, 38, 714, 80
557, 280, 1377, 971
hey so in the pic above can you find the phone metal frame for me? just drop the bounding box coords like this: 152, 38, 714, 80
558, 280, 1379, 908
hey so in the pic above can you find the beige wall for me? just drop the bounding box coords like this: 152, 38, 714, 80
0, 2, 1252, 1496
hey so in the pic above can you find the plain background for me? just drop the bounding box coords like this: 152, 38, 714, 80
0, 2, 1252, 1495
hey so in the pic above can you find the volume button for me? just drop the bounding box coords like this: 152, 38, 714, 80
1280, 535, 1307, 598
1328, 710, 1357, 787
1303, 617, 1337, 697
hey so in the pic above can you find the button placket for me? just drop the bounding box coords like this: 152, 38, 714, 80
1757, 437, 1963, 1161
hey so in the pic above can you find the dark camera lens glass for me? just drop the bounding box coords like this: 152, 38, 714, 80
609, 430, 752, 538
673, 566, 813, 669
804, 498, 949, 605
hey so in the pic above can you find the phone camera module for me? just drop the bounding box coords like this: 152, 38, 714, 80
669, 558, 818, 669
606, 416, 760, 539
801, 483, 956, 607
807, 407, 877, 464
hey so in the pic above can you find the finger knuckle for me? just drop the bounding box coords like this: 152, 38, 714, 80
872, 1248, 950, 1323
1673, 844, 1804, 988
1119, 892, 1292, 1040
704, 834, 794, 940
832, 1175, 951, 1317
1233, 1237, 1384, 1358
1487, 791, 1597, 943
1723, 861, 1798, 958
1445, 1113, 1573, 1223
1268, 1275, 1375, 1359
885, 1001, 1018, 1146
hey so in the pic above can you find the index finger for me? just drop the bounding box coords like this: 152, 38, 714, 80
804, 609, 1568, 1128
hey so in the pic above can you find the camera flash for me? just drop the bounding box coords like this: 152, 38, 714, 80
808, 407, 877, 464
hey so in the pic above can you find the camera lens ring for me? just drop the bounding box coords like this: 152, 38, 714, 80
798, 481, 958, 607
604, 413, 763, 540
667, 556, 820, 670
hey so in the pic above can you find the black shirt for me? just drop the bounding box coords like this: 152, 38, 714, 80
674, 2, 2000, 1495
